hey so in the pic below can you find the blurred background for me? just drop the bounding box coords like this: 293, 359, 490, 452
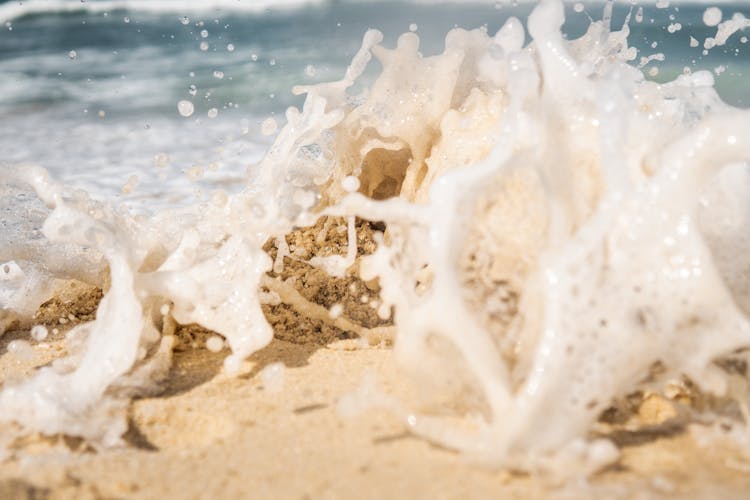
1, 0, 749, 211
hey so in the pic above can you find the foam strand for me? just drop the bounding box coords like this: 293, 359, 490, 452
0, 167, 146, 445
316, 0, 750, 471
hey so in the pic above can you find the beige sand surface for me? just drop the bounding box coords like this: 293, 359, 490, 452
2, 218, 750, 499
2, 333, 750, 499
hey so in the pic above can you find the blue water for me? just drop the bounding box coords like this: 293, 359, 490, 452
1, 0, 749, 209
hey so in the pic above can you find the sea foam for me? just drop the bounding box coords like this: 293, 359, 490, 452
2, 0, 750, 475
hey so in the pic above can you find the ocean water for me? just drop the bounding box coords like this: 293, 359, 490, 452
0, 0, 749, 211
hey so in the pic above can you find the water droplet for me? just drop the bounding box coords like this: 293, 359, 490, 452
188, 84, 197, 96
213, 70, 224, 79
342, 176, 360, 193
180, 16, 190, 25
207, 108, 218, 118
305, 64, 316, 77
200, 29, 209, 38
574, 2, 584, 13
68, 50, 77, 60
31, 325, 49, 342
206, 336, 224, 352
409, 23, 418, 32
269, 58, 276, 66
123, 16, 130, 23
261, 117, 278, 136
329, 303, 344, 319
199, 41, 209, 51
227, 43, 235, 52
703, 7, 722, 27
177, 100, 194, 117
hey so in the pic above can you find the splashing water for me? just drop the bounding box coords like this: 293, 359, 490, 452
2, 0, 750, 474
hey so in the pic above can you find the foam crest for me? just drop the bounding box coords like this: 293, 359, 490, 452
0, 0, 328, 24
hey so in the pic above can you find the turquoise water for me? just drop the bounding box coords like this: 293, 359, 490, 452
1, 0, 749, 208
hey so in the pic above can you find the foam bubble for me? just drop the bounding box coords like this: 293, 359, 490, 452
30, 325, 48, 341
703, 7, 722, 27
177, 100, 194, 117
329, 303, 343, 318
341, 176, 360, 193
206, 335, 224, 352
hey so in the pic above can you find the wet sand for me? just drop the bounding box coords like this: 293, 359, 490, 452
2, 218, 750, 499
2, 331, 750, 499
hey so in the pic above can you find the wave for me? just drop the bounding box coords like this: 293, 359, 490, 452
3, 0, 750, 474
0, 0, 329, 23
4, 0, 750, 25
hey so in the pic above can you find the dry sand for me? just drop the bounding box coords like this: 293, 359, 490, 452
2, 218, 750, 499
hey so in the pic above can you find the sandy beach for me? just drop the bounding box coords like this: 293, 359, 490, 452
2, 250, 750, 499
3, 332, 750, 499
3, 2, 750, 497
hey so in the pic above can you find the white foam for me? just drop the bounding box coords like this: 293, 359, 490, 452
3, 0, 750, 477
30, 325, 49, 341
0, 0, 329, 24
703, 6, 723, 27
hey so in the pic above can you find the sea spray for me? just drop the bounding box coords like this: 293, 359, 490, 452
1, 0, 750, 475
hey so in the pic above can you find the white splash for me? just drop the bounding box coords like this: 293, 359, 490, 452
2, 0, 750, 476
